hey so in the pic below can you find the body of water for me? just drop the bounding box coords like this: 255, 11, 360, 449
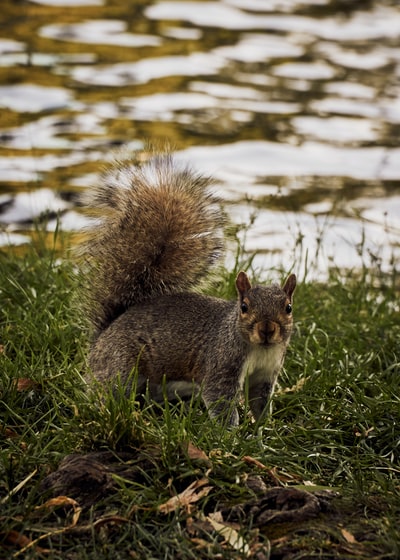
1, 0, 399, 277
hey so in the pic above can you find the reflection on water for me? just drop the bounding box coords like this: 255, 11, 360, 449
0, 0, 399, 277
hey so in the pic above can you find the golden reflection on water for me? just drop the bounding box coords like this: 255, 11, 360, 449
0, 0, 399, 274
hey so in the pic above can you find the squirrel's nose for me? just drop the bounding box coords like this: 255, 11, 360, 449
255, 320, 281, 344
264, 321, 281, 344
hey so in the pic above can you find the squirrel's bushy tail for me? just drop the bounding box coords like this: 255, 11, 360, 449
79, 152, 225, 336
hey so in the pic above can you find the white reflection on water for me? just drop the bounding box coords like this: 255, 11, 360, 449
118, 91, 299, 122
224, 0, 330, 11
0, 232, 31, 246
311, 97, 400, 124
0, 189, 70, 224
323, 82, 375, 100
30, 0, 103, 5
70, 52, 226, 86
0, 84, 73, 113
292, 116, 378, 143
227, 204, 400, 279
317, 42, 400, 70
146, 2, 400, 40
1, 115, 106, 151
0, 39, 25, 53
177, 141, 400, 181
271, 61, 336, 80
0, 153, 101, 183
213, 33, 305, 62
175, 142, 400, 276
40, 20, 162, 48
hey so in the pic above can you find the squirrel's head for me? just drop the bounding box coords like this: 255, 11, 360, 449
235, 271, 296, 347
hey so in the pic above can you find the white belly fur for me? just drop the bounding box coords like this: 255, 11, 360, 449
239, 344, 284, 388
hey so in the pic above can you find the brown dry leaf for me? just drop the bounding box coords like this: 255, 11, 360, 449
36, 496, 80, 512
208, 511, 224, 523
270, 535, 290, 547
206, 515, 250, 556
242, 457, 302, 485
282, 377, 307, 393
68, 515, 129, 535
2, 427, 19, 439
341, 528, 358, 544
190, 537, 212, 549
242, 455, 269, 470
15, 378, 41, 392
91, 515, 128, 529
242, 456, 284, 486
12, 497, 82, 557
1, 427, 27, 451
184, 441, 211, 466
0, 530, 50, 554
158, 478, 212, 514
269, 466, 303, 484
354, 426, 375, 438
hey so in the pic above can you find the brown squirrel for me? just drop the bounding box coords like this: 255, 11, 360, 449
80, 151, 296, 426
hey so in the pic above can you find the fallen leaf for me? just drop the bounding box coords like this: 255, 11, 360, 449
270, 535, 290, 546
208, 511, 224, 523
14, 378, 41, 392
206, 515, 250, 556
35, 495, 80, 514
190, 537, 214, 550
354, 426, 375, 438
1, 427, 27, 450
1, 427, 19, 439
68, 515, 129, 535
38, 496, 80, 509
242, 457, 302, 485
158, 478, 212, 514
282, 377, 307, 393
12, 497, 82, 557
269, 466, 302, 484
0, 530, 50, 554
341, 528, 357, 544
184, 441, 211, 466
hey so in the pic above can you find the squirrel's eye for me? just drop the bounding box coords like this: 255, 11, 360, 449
241, 302, 248, 313
286, 303, 292, 314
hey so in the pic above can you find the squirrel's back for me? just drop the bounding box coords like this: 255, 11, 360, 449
80, 153, 225, 336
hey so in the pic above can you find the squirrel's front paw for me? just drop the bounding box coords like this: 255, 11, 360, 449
206, 401, 239, 428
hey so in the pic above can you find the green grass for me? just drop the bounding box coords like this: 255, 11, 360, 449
0, 232, 399, 559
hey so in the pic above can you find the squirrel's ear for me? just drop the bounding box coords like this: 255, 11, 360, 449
283, 273, 296, 300
236, 271, 252, 296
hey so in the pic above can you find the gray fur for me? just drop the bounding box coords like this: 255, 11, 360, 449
80, 152, 296, 426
